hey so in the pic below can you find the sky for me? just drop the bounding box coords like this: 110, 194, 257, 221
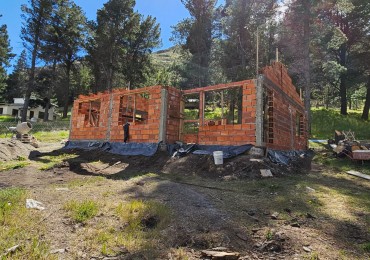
0, 0, 194, 69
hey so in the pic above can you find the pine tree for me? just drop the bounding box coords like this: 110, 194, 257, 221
172, 0, 216, 88
0, 15, 14, 97
20, 0, 53, 121
87, 0, 160, 91
3, 50, 28, 102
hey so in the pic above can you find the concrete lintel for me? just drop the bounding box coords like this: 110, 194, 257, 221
255, 75, 264, 147
159, 88, 168, 143
105, 91, 114, 141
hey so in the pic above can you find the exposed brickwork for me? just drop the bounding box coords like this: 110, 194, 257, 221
262, 62, 308, 150
182, 80, 257, 146
69, 62, 308, 150
70, 86, 178, 143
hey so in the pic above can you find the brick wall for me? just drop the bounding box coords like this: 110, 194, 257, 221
70, 62, 307, 150
182, 80, 257, 146
166, 87, 182, 143
262, 62, 308, 150
70, 86, 181, 143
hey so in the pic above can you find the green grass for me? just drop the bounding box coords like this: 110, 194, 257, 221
114, 200, 171, 256
0, 115, 17, 122
64, 176, 105, 188
313, 152, 370, 176
0, 157, 29, 172
32, 130, 69, 142
0, 188, 53, 259
38, 153, 77, 170
311, 108, 370, 140
64, 200, 99, 223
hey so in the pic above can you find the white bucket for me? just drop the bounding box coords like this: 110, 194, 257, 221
213, 151, 224, 165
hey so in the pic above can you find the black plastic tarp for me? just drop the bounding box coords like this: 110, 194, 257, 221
267, 149, 315, 166
64, 141, 159, 157
167, 143, 253, 159
193, 144, 253, 158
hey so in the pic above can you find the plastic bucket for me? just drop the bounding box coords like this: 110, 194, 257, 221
213, 151, 224, 165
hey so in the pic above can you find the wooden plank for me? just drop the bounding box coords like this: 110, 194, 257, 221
346, 170, 370, 180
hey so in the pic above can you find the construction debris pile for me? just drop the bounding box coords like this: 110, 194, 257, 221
329, 130, 370, 160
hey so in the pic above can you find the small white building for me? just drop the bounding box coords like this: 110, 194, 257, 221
0, 98, 56, 121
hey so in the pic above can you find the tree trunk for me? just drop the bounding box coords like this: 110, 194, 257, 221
21, 4, 46, 122
21, 46, 37, 122
361, 75, 370, 120
63, 61, 72, 118
303, 0, 312, 133
44, 60, 57, 121
339, 46, 348, 115
339, 74, 348, 115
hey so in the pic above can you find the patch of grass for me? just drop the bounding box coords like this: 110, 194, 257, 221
115, 200, 171, 255
169, 247, 189, 259
0, 115, 17, 122
0, 188, 25, 225
37, 153, 77, 170
32, 130, 69, 142
64, 200, 99, 223
66, 176, 105, 188
265, 229, 274, 240
0, 188, 53, 259
311, 108, 370, 139
0, 157, 30, 171
303, 251, 320, 260
116, 200, 170, 231
313, 152, 370, 176
360, 242, 370, 252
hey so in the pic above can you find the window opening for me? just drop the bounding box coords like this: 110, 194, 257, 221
204, 87, 242, 125
183, 93, 199, 134
118, 93, 149, 125
77, 100, 101, 127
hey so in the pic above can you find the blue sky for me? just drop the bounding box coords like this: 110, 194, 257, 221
0, 0, 197, 69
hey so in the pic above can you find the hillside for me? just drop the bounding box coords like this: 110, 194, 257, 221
151, 46, 182, 67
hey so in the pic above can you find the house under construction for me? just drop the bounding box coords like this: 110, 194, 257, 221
69, 62, 307, 151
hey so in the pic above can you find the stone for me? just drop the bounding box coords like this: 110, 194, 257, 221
271, 212, 279, 219
260, 169, 273, 177
201, 250, 240, 260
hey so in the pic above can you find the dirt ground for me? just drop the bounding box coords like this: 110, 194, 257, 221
0, 140, 370, 259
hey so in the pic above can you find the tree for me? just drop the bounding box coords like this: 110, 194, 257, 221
278, 0, 315, 131
219, 0, 278, 81
171, 0, 216, 88
41, 0, 87, 119
20, 0, 53, 122
312, 0, 370, 115
0, 15, 14, 97
3, 50, 28, 102
87, 0, 160, 91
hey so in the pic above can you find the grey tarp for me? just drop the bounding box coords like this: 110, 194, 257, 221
64, 141, 159, 157
267, 149, 315, 166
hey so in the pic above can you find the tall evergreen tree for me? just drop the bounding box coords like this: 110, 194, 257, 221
172, 0, 216, 88
220, 0, 278, 81
278, 0, 315, 131
20, 0, 53, 121
4, 50, 28, 102
87, 0, 160, 91
0, 15, 14, 96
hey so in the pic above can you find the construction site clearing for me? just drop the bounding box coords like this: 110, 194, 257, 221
1, 63, 369, 259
